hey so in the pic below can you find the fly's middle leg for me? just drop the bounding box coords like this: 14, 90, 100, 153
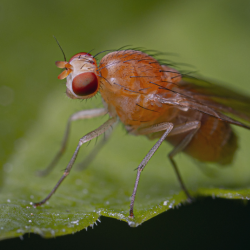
130, 122, 174, 217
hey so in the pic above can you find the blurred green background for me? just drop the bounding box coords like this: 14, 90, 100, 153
1, 0, 250, 248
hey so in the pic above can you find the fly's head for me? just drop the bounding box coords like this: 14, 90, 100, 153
55, 52, 99, 99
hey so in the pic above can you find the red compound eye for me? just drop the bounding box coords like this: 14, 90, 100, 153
72, 72, 98, 96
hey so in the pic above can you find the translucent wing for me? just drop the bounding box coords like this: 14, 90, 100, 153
159, 73, 250, 129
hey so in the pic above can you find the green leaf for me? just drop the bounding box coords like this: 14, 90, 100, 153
1, 89, 250, 240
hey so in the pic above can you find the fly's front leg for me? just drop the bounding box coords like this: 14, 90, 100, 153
167, 121, 201, 201
37, 108, 107, 176
130, 122, 174, 217
33, 116, 117, 207
76, 122, 115, 171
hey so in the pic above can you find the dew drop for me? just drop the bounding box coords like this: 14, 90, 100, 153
128, 221, 136, 227
71, 220, 79, 224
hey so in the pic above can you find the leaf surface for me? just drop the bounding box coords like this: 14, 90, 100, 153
1, 91, 250, 240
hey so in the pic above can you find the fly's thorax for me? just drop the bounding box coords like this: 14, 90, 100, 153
161, 65, 182, 84
98, 50, 183, 130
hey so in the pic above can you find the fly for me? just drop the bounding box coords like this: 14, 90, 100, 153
33, 47, 250, 218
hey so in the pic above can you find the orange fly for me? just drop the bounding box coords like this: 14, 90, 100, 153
33, 47, 250, 217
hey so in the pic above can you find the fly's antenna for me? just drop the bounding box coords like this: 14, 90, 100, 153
53, 35, 67, 62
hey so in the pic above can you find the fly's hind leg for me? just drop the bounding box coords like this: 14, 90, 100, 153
167, 121, 201, 202
37, 108, 107, 176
